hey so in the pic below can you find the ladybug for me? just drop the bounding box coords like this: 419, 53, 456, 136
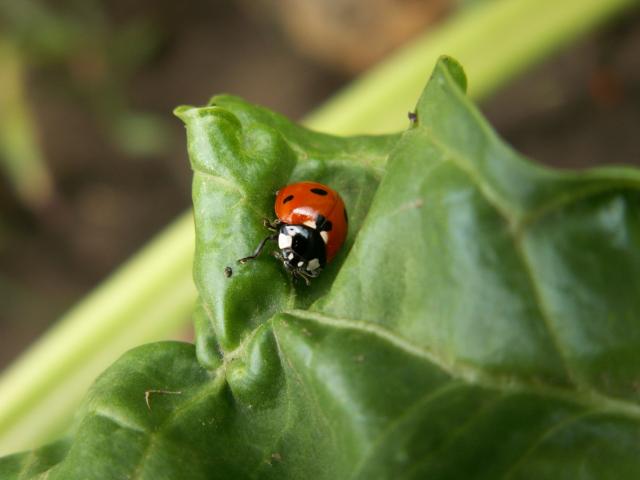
238, 181, 348, 284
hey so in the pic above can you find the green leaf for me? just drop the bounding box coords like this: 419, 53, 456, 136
3, 56, 640, 479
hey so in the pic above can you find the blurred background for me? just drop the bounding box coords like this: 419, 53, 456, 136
0, 0, 639, 369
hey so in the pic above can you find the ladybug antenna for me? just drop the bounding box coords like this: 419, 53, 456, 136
238, 233, 277, 264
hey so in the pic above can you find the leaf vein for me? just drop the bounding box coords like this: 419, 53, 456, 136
423, 135, 589, 391
271, 320, 340, 451
398, 394, 505, 480
512, 238, 584, 388
349, 381, 466, 480
501, 409, 600, 480
92, 408, 146, 434
289, 309, 640, 420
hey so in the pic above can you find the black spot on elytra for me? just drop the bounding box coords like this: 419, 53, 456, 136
344, 207, 348, 224
283, 194, 294, 204
316, 214, 332, 232
310, 188, 328, 196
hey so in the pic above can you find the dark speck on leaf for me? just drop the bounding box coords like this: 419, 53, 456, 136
224, 266, 233, 278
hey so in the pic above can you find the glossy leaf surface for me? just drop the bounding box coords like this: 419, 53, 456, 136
2, 57, 640, 479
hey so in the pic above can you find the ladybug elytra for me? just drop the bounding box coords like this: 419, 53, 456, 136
238, 181, 348, 284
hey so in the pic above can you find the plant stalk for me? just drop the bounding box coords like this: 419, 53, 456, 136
0, 39, 53, 209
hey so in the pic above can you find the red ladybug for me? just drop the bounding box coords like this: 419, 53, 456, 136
238, 181, 348, 284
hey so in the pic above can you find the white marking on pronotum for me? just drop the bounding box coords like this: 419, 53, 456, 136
303, 220, 317, 230
320, 231, 329, 244
307, 258, 320, 271
278, 233, 292, 249
288, 252, 294, 260
297, 261, 304, 267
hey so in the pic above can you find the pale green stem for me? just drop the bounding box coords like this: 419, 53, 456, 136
305, 0, 638, 134
0, 213, 196, 452
0, 0, 635, 455
0, 39, 53, 209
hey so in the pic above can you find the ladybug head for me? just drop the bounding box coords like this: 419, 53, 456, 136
277, 224, 326, 280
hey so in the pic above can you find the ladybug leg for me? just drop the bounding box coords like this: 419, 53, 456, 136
297, 266, 320, 285
263, 218, 281, 231
237, 233, 277, 264
293, 269, 312, 286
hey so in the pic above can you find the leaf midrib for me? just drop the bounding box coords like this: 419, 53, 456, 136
286, 309, 640, 421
